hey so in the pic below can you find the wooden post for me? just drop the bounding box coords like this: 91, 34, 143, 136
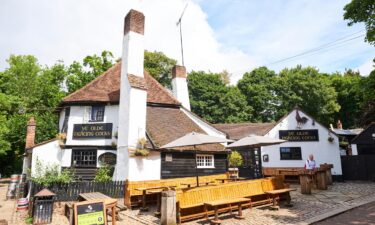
161, 190, 177, 225
299, 172, 313, 194
316, 169, 328, 190
320, 164, 333, 185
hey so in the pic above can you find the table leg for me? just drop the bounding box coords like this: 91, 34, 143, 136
204, 204, 208, 219
285, 192, 293, 207
154, 193, 161, 217
235, 203, 244, 219
270, 195, 279, 210
140, 190, 148, 211
112, 205, 116, 225
212, 206, 220, 224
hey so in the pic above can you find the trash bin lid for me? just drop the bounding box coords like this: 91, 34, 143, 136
35, 188, 56, 197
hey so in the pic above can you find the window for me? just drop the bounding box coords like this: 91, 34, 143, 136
280, 147, 302, 160
98, 152, 116, 166
90, 106, 105, 122
196, 154, 214, 168
72, 149, 97, 167
61, 107, 70, 133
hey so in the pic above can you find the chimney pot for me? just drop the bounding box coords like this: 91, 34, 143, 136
172, 65, 187, 79
337, 120, 343, 130
25, 117, 36, 149
124, 9, 145, 35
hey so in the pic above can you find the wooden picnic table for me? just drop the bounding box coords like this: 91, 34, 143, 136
216, 177, 246, 183
180, 181, 215, 188
135, 186, 176, 212
78, 192, 117, 225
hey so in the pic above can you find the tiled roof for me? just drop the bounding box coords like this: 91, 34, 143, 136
213, 123, 276, 140
147, 106, 225, 152
62, 62, 180, 105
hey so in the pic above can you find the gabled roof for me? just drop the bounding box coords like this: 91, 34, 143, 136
213, 123, 276, 140
62, 62, 180, 106
147, 106, 225, 152
351, 122, 375, 144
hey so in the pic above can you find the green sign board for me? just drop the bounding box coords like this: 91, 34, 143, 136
75, 201, 106, 225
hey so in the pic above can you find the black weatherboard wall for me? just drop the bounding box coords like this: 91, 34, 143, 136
352, 123, 375, 155
160, 152, 227, 179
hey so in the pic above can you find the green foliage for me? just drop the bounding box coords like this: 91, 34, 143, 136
228, 151, 243, 167
344, 0, 375, 46
237, 67, 279, 122
188, 71, 252, 123
144, 50, 177, 88
31, 159, 74, 186
25, 217, 33, 224
94, 165, 112, 182
358, 70, 375, 125
66, 51, 114, 93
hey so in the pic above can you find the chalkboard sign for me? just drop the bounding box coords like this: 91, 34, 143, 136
74, 201, 107, 225
73, 123, 113, 139
279, 129, 319, 142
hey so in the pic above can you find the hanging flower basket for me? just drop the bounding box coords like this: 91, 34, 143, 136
129, 137, 150, 157
328, 136, 334, 142
56, 133, 67, 145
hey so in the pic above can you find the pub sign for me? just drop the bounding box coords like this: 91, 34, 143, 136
279, 129, 319, 142
73, 123, 113, 139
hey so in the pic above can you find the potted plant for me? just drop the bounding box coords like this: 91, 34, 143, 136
56, 133, 67, 145
228, 150, 243, 178
328, 136, 334, 142
129, 137, 150, 157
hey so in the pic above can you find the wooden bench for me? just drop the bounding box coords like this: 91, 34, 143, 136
204, 198, 251, 224
124, 173, 228, 208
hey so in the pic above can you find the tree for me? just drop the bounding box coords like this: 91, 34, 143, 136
344, 0, 375, 46
66, 51, 114, 93
359, 70, 375, 125
329, 69, 363, 128
276, 66, 340, 125
188, 71, 252, 123
144, 50, 177, 88
237, 67, 279, 122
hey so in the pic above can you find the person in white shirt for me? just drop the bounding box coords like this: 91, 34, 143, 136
305, 154, 316, 170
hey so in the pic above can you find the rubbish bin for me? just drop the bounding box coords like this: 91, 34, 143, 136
32, 189, 56, 224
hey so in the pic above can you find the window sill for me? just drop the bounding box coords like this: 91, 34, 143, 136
197, 166, 215, 169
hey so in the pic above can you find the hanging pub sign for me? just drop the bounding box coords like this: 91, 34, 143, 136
73, 123, 113, 139
74, 201, 107, 225
279, 129, 319, 142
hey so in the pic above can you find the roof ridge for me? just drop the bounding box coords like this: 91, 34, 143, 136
62, 62, 121, 102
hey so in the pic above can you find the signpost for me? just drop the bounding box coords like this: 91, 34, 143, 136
279, 129, 319, 142
74, 201, 107, 225
73, 123, 113, 139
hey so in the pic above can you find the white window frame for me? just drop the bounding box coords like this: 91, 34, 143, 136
196, 154, 215, 169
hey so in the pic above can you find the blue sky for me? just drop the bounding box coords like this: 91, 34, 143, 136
0, 0, 374, 83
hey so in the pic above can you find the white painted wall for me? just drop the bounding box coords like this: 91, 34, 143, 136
172, 77, 191, 110
61, 149, 72, 167
181, 108, 227, 139
351, 144, 358, 155
65, 105, 119, 146
31, 140, 62, 177
127, 151, 161, 181
262, 110, 342, 175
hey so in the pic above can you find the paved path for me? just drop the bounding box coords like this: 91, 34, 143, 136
314, 201, 375, 225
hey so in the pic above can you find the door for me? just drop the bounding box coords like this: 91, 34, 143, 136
72, 149, 97, 168
238, 148, 262, 179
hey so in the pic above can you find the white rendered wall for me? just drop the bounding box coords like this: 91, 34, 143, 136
262, 110, 342, 175
61, 149, 72, 167
115, 24, 148, 181
181, 108, 227, 139
172, 78, 191, 110
351, 144, 358, 155
127, 151, 161, 181
65, 105, 119, 146
31, 140, 62, 177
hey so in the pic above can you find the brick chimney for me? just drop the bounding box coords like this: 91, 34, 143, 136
114, 9, 148, 181
25, 117, 36, 149
172, 65, 191, 110
337, 120, 343, 130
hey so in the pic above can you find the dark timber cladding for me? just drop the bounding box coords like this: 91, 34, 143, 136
160, 152, 227, 179
352, 123, 375, 155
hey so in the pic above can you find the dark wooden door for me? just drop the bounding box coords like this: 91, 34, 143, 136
238, 148, 262, 179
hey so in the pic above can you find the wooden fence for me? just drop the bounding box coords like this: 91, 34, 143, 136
30, 181, 125, 201
341, 155, 375, 181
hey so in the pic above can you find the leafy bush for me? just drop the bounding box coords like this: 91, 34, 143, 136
31, 159, 74, 186
228, 151, 243, 167
94, 165, 112, 182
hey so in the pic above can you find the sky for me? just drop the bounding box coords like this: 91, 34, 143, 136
0, 0, 374, 83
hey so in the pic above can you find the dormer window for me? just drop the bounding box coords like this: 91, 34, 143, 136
90, 106, 105, 122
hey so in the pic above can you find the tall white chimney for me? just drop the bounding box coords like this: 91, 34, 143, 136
172, 65, 191, 110
114, 9, 148, 181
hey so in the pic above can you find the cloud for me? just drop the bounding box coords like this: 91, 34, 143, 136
357, 59, 374, 76
0, 0, 373, 84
